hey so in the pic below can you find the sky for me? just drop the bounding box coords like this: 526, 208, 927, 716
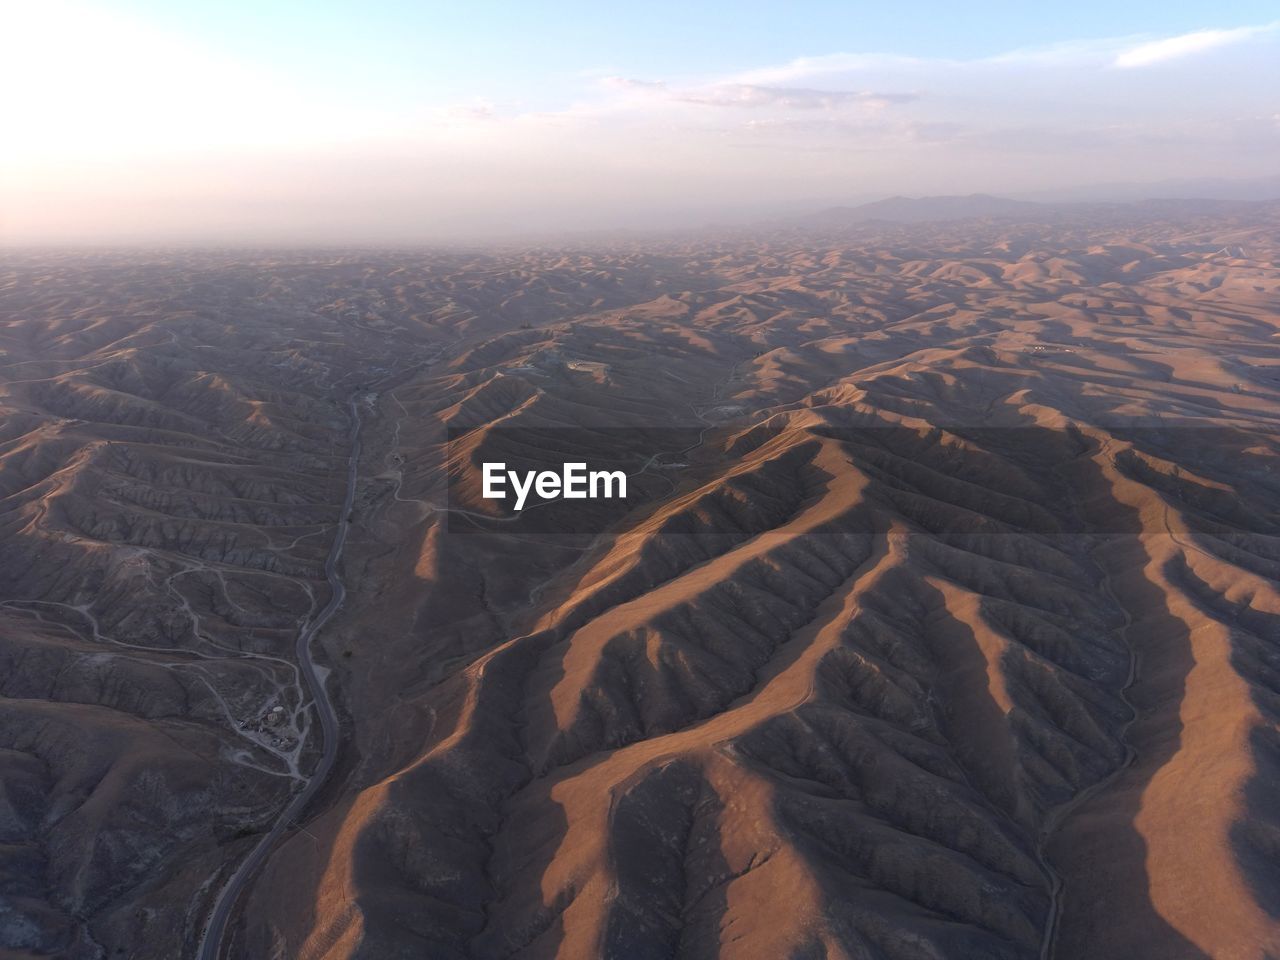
2, 0, 1278, 243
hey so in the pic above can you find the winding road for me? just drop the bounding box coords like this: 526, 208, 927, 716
196, 396, 364, 960
1035, 440, 1141, 960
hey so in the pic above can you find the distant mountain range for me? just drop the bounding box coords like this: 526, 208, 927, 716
1014, 174, 1280, 205
794, 193, 1043, 226
785, 185, 1280, 228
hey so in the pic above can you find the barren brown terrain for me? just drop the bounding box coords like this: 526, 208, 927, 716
3, 204, 1280, 960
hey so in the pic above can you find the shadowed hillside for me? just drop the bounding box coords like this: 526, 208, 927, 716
2, 207, 1279, 958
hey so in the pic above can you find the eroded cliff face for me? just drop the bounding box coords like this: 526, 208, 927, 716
3, 215, 1280, 959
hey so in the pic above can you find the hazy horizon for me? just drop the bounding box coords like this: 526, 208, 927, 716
3, 0, 1279, 244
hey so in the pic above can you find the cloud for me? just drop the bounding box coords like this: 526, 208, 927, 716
675, 84, 917, 110
601, 76, 668, 91
594, 77, 916, 113
730, 23, 1279, 79
732, 53, 924, 85
1114, 22, 1278, 68
440, 99, 498, 121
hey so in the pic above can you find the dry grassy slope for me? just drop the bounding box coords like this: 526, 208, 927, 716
241, 218, 1280, 960
2, 218, 1279, 960
0, 250, 692, 958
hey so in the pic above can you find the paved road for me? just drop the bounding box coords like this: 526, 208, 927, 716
196, 397, 363, 960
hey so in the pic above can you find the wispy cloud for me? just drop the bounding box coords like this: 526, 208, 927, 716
732, 53, 925, 86
591, 77, 917, 116
674, 84, 916, 110
728, 22, 1280, 78
601, 76, 668, 91
440, 98, 499, 121
1114, 22, 1278, 68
